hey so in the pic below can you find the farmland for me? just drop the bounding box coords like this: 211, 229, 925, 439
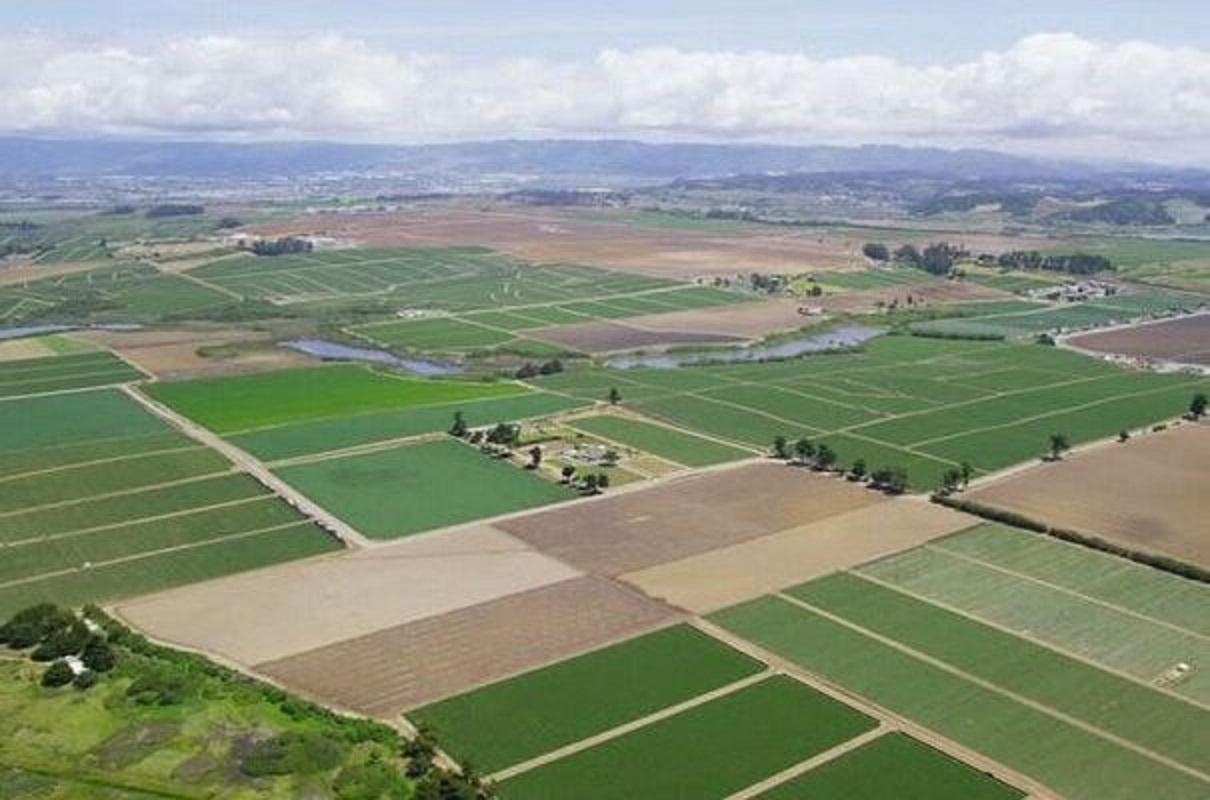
143, 363, 531, 433
0, 350, 144, 399
533, 335, 1209, 487
712, 521, 1210, 800
1067, 312, 1210, 366
276, 438, 574, 539
0, 388, 340, 618
967, 423, 1210, 568
569, 414, 752, 467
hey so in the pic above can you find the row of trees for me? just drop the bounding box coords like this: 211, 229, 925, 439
992, 250, 1113, 275
770, 435, 911, 494
250, 236, 313, 257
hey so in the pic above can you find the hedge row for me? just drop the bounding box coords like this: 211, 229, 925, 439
931, 495, 1210, 584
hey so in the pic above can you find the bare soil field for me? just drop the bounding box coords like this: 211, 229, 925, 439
619, 298, 815, 339
496, 462, 883, 576
622, 499, 974, 613
113, 525, 580, 666
257, 576, 676, 716
0, 337, 60, 362
969, 422, 1210, 568
76, 326, 310, 378
255, 206, 1051, 280
1067, 313, 1210, 367
528, 320, 742, 353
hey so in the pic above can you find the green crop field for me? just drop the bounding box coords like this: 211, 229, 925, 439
233, 391, 585, 462
144, 363, 529, 433
276, 438, 573, 539
860, 538, 1210, 704
0, 389, 341, 617
0, 351, 144, 399
790, 573, 1210, 774
497, 676, 876, 800
755, 733, 1024, 800
569, 415, 752, 466
411, 625, 764, 772
533, 336, 1208, 488
934, 524, 1210, 636
810, 268, 940, 291
0, 262, 230, 325
713, 596, 1210, 800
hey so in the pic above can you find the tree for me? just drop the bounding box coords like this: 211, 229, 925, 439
848, 458, 867, 482
449, 411, 468, 438
870, 466, 909, 495
581, 474, 600, 495
560, 465, 576, 484
608, 387, 622, 405
813, 444, 837, 471
527, 446, 542, 470
81, 636, 116, 673
1048, 433, 1071, 461
1190, 392, 1208, 419
41, 660, 74, 688
486, 423, 520, 447
862, 242, 890, 262
792, 437, 815, 465
596, 473, 611, 491
772, 435, 789, 460
1118, 430, 1131, 443
958, 461, 974, 489
940, 468, 963, 495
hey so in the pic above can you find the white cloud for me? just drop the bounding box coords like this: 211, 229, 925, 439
1, 32, 1208, 161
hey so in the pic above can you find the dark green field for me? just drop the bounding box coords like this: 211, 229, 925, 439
755, 733, 1023, 799
0, 351, 144, 399
569, 414, 752, 466
410, 625, 763, 772
497, 676, 876, 800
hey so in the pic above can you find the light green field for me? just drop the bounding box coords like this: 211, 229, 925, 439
934, 524, 1210, 636
535, 336, 1207, 488
755, 733, 1024, 800
860, 543, 1210, 704
411, 625, 764, 772
713, 597, 1210, 800
497, 676, 876, 800
233, 391, 585, 462
276, 438, 572, 539
569, 415, 752, 467
792, 573, 1210, 774
357, 317, 518, 351
144, 364, 529, 433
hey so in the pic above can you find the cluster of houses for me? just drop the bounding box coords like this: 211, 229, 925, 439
1027, 279, 1118, 303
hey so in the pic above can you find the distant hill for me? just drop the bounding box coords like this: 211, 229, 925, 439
0, 136, 1127, 182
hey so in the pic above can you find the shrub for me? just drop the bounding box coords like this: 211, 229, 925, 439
31, 621, 90, 662
0, 604, 74, 650
81, 636, 117, 673
333, 762, 409, 800
73, 670, 99, 691
241, 731, 345, 777
125, 666, 196, 706
41, 660, 75, 688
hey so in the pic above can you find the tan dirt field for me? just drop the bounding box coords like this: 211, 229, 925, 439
622, 499, 976, 613
620, 298, 819, 339
496, 462, 884, 576
1067, 313, 1210, 366
528, 320, 742, 353
0, 260, 101, 287
0, 337, 60, 362
75, 327, 311, 378
257, 575, 677, 716
254, 206, 1052, 280
113, 525, 580, 666
969, 422, 1210, 567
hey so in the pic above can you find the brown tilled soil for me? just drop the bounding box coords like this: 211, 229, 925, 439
528, 320, 742, 353
496, 462, 883, 576
76, 327, 311, 378
969, 422, 1210, 568
257, 576, 677, 716
0, 260, 100, 287
1068, 313, 1210, 366
253, 206, 1055, 280
622, 499, 975, 613
114, 525, 580, 666
622, 299, 822, 339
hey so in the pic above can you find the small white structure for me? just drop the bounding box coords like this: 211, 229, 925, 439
64, 656, 88, 677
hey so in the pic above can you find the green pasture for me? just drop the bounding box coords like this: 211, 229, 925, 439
0, 389, 167, 452
276, 438, 572, 539
497, 676, 875, 800
411, 624, 764, 772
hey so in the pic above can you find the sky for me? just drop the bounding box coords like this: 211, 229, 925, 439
3, 1, 1210, 163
